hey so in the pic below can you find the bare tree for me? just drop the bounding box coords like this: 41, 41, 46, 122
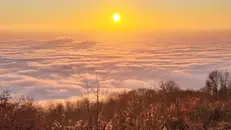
82, 74, 109, 130
204, 70, 231, 100
82, 80, 92, 130
93, 74, 109, 130
205, 70, 221, 100
220, 71, 231, 99
159, 80, 181, 93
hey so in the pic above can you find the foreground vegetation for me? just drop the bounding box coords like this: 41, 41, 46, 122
1, 70, 231, 130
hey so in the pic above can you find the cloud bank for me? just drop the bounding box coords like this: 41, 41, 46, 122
1, 33, 231, 101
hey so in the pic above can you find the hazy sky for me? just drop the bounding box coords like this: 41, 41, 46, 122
1, 0, 231, 33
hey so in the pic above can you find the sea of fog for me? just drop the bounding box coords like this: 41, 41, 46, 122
1, 32, 231, 101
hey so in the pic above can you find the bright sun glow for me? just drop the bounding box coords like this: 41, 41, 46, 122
113, 13, 121, 23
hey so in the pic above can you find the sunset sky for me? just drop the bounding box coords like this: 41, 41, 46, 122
1, 1, 231, 101
1, 0, 231, 34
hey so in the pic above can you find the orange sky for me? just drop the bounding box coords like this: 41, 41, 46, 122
0, 0, 231, 34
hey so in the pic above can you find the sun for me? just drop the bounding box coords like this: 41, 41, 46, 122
113, 13, 121, 23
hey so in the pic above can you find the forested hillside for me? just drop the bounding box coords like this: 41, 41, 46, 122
1, 70, 231, 130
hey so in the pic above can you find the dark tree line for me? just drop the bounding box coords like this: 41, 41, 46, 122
0, 70, 231, 130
